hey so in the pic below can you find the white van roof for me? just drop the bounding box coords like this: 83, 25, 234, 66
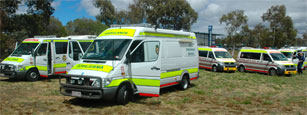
22, 35, 96, 43
97, 27, 196, 40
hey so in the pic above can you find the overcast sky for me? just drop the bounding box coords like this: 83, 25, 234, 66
19, 0, 307, 37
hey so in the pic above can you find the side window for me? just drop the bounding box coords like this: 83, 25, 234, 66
36, 43, 47, 56
69, 42, 82, 61
131, 41, 159, 62
208, 51, 214, 59
252, 53, 261, 60
55, 42, 68, 54
263, 54, 272, 61
199, 51, 208, 57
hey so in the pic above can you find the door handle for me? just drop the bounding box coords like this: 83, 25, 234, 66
56, 57, 60, 59
67, 62, 71, 65
43, 59, 47, 61
151, 66, 160, 70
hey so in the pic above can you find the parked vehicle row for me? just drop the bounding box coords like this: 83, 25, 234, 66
198, 47, 306, 76
0, 26, 305, 105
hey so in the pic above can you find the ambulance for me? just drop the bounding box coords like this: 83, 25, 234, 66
59, 27, 199, 104
198, 47, 236, 72
0, 35, 95, 81
279, 48, 306, 70
237, 48, 296, 76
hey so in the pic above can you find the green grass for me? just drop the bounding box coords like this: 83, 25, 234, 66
0, 70, 306, 114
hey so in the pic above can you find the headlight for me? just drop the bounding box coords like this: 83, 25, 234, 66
278, 65, 285, 69
17, 65, 25, 71
101, 78, 112, 87
218, 62, 224, 66
92, 79, 101, 87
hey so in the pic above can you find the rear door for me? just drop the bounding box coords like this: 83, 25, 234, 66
130, 40, 161, 97
66, 41, 83, 72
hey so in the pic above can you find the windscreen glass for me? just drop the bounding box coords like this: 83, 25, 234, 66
82, 39, 131, 60
281, 52, 293, 58
270, 53, 288, 61
215, 51, 232, 58
11, 43, 39, 56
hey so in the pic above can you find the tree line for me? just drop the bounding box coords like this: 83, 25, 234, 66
218, 5, 306, 53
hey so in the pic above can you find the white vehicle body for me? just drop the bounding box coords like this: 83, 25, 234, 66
279, 48, 306, 70
0, 35, 95, 81
198, 47, 236, 72
237, 48, 297, 76
59, 27, 199, 104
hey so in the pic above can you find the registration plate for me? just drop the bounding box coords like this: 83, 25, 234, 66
72, 91, 82, 97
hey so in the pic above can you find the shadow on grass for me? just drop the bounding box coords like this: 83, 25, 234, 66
63, 83, 197, 107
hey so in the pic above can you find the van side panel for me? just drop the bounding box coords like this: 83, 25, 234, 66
160, 39, 198, 87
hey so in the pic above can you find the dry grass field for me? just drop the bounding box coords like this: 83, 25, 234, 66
0, 70, 306, 114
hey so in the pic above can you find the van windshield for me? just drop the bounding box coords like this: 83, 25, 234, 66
215, 51, 232, 58
270, 53, 288, 61
11, 43, 39, 56
281, 52, 293, 58
82, 39, 131, 60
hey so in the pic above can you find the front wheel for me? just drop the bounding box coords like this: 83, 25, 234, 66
269, 69, 277, 76
212, 66, 217, 72
116, 85, 131, 105
239, 66, 245, 72
26, 69, 39, 81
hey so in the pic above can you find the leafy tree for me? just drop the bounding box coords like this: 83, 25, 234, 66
94, 0, 116, 26
40, 17, 68, 37
262, 5, 297, 48
219, 10, 247, 55
66, 18, 108, 35
0, 0, 20, 32
252, 23, 271, 47
128, 0, 198, 31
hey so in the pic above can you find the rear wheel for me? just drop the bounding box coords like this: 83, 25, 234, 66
239, 66, 245, 72
212, 66, 217, 72
26, 69, 39, 81
269, 69, 277, 76
178, 75, 189, 90
116, 85, 131, 105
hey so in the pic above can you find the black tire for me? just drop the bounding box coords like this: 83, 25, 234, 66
239, 66, 245, 72
25, 69, 40, 81
116, 85, 130, 105
178, 75, 189, 90
269, 69, 277, 76
212, 66, 217, 72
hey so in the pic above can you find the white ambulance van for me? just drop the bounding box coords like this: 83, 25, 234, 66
198, 47, 236, 72
0, 35, 95, 81
237, 48, 296, 76
59, 27, 199, 104
279, 48, 306, 70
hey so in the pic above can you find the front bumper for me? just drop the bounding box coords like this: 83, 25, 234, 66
59, 74, 117, 100
277, 67, 296, 75
217, 64, 236, 72
0, 64, 26, 79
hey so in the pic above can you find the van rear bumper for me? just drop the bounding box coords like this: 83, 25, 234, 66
59, 74, 117, 100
